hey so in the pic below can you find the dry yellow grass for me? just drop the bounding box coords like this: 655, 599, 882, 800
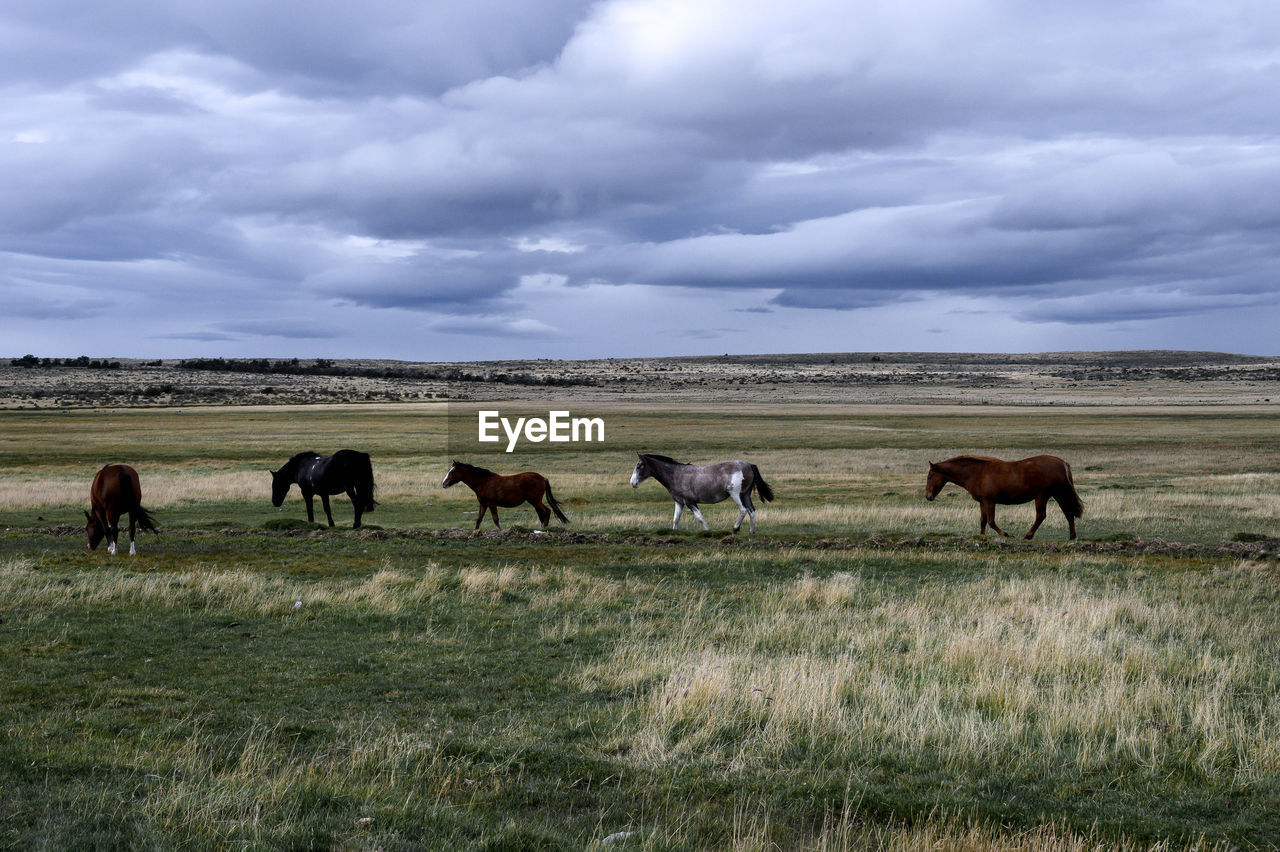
0, 556, 449, 615
121, 716, 1235, 852
0, 465, 454, 509
730, 804, 1232, 852
3, 537, 1265, 847
0, 555, 652, 617
585, 559, 1280, 786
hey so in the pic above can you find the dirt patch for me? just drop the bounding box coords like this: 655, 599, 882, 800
17, 522, 1276, 560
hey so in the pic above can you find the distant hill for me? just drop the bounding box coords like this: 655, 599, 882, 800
2, 351, 1277, 408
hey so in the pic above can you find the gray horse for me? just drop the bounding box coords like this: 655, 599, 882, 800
630, 453, 774, 533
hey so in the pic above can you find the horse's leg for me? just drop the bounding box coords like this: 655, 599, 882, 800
347, 487, 363, 529
107, 510, 119, 555
475, 500, 486, 530
128, 511, 137, 556
730, 491, 748, 533
1058, 496, 1078, 540
489, 504, 501, 529
689, 504, 709, 532
672, 502, 683, 529
978, 502, 988, 536
531, 498, 551, 528
984, 501, 1008, 537
303, 491, 315, 523
1026, 495, 1048, 540
320, 493, 335, 527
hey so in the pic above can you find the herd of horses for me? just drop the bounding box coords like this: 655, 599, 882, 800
86, 451, 1084, 554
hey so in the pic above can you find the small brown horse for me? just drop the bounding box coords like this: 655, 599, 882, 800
86, 464, 158, 555
925, 455, 1083, 539
442, 461, 569, 530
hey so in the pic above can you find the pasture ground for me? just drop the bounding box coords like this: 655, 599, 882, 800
1, 395, 1279, 849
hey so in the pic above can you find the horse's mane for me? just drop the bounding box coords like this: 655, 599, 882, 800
640, 453, 685, 466
947, 454, 1000, 465
285, 451, 321, 467
455, 460, 497, 477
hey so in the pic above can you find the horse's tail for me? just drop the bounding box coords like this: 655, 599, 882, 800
115, 468, 159, 533
545, 480, 570, 524
133, 504, 160, 534
358, 453, 378, 512
750, 464, 775, 502
1058, 462, 1084, 519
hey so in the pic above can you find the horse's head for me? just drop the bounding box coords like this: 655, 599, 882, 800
269, 468, 290, 507
441, 461, 461, 489
924, 461, 946, 501
85, 509, 105, 550
630, 455, 652, 488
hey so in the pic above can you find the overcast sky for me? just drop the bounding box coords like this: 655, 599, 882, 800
3, 1, 1280, 360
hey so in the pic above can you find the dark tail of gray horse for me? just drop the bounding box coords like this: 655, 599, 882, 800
750, 464, 774, 502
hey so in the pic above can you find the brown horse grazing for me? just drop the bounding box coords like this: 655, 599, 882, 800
925, 455, 1083, 540
86, 464, 158, 555
442, 461, 569, 530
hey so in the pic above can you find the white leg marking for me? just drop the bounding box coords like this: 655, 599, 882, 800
690, 505, 709, 531
730, 488, 748, 531
108, 541, 117, 555
129, 541, 136, 556
672, 502, 683, 529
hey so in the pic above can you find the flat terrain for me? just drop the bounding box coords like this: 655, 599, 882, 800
3, 350, 1280, 407
1, 356, 1278, 849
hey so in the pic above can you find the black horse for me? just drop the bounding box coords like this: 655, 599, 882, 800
270, 450, 377, 528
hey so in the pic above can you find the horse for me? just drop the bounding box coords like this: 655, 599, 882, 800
85, 463, 158, 555
925, 454, 1083, 539
630, 453, 774, 533
270, 450, 377, 528
441, 461, 569, 530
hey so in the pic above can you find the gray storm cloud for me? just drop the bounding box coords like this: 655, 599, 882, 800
2, 0, 1280, 356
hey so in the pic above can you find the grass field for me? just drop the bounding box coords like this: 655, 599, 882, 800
2, 400, 1279, 849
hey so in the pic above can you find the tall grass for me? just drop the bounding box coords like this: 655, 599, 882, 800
586, 556, 1280, 788
3, 542, 1273, 847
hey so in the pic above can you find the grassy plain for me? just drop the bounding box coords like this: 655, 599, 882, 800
1, 396, 1279, 849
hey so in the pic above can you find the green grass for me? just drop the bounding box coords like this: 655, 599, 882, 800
1, 402, 1278, 849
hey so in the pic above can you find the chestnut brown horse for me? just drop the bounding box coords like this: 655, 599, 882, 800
86, 463, 158, 555
925, 454, 1083, 540
442, 461, 569, 530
